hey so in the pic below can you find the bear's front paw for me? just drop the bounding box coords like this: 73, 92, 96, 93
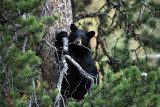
57, 31, 68, 40
55, 31, 68, 48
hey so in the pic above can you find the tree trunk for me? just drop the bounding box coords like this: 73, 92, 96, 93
39, 0, 73, 91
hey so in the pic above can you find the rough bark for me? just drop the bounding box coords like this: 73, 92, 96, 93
39, 0, 73, 90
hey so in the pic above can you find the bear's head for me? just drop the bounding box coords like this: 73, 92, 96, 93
69, 24, 95, 48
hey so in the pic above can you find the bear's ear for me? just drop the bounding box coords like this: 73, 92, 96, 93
71, 24, 78, 32
87, 31, 95, 39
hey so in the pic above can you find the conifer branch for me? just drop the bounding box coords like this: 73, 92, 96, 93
22, 35, 39, 107
97, 16, 124, 69
74, 12, 127, 31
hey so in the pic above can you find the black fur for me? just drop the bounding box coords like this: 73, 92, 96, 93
55, 24, 99, 101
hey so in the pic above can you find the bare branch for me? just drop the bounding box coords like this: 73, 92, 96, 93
65, 55, 96, 85
141, 0, 154, 11
54, 55, 68, 107
41, 0, 48, 16
45, 3, 54, 18
62, 37, 69, 52
1, 64, 6, 74
97, 15, 124, 72
97, 3, 107, 12
22, 36, 28, 53
74, 12, 102, 22
54, 37, 69, 107
74, 12, 127, 31
43, 40, 60, 61
32, 78, 39, 107
0, 12, 7, 23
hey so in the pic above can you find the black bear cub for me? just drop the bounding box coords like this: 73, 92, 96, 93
55, 24, 99, 101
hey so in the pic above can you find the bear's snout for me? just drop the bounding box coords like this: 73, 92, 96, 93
74, 38, 82, 45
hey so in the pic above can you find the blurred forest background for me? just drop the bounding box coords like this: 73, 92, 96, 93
1, 0, 160, 106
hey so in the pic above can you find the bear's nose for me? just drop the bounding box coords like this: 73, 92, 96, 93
75, 40, 80, 44
74, 38, 82, 45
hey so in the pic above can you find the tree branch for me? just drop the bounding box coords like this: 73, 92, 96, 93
54, 37, 69, 107
65, 55, 97, 85
22, 37, 28, 53
74, 12, 127, 31
74, 12, 102, 22
97, 16, 124, 69
54, 55, 68, 107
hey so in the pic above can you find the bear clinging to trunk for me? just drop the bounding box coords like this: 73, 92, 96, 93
55, 24, 99, 101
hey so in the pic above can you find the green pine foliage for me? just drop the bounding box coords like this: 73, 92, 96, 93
0, 0, 55, 106
69, 0, 160, 106
41, 95, 53, 107
1, 0, 160, 106
68, 66, 160, 107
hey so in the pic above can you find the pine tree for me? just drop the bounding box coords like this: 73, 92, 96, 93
1, 0, 160, 106
68, 0, 160, 106
0, 0, 55, 106
68, 66, 160, 107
